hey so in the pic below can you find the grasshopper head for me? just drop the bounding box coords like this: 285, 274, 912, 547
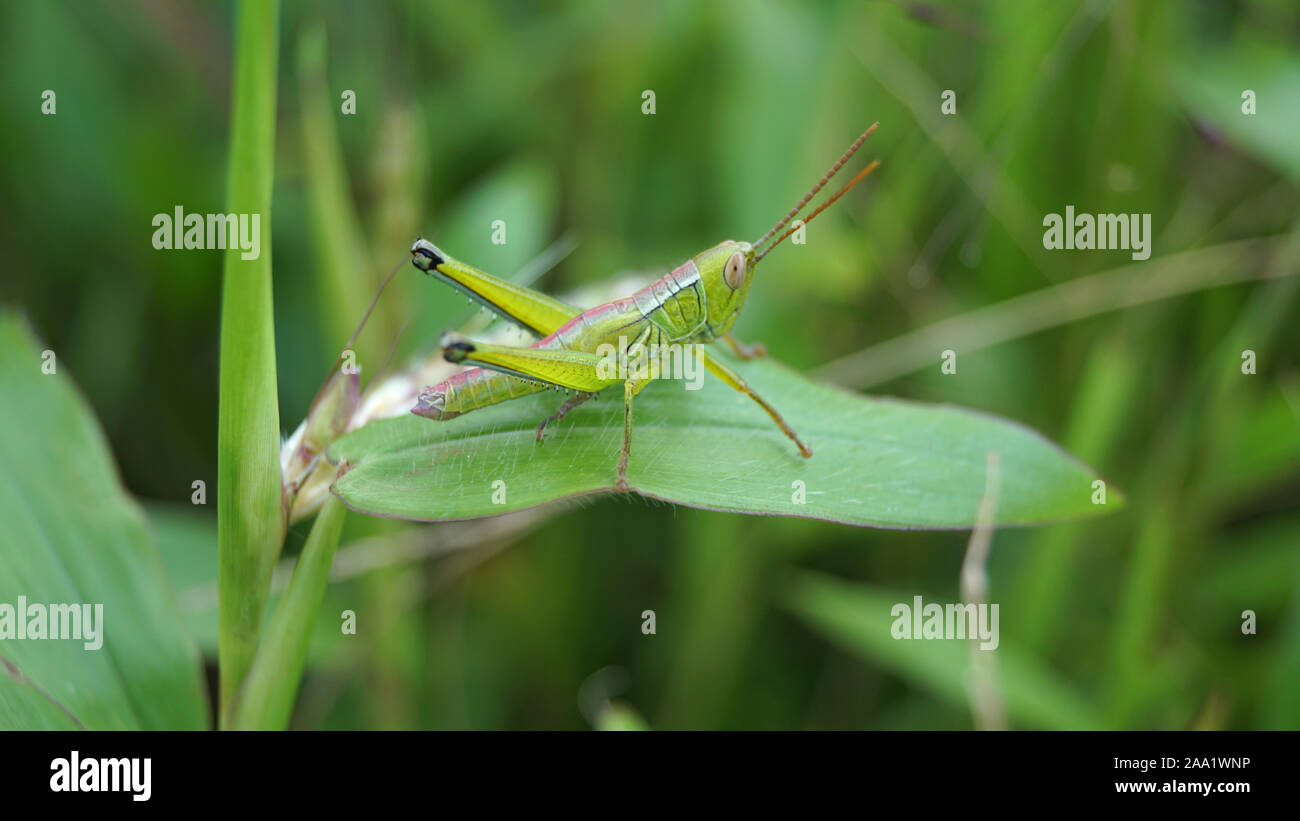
735, 123, 881, 283
696, 240, 756, 335
694, 127, 881, 338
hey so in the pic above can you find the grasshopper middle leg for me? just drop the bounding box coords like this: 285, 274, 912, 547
616, 379, 647, 493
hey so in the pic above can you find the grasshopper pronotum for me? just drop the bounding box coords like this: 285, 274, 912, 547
410, 125, 880, 492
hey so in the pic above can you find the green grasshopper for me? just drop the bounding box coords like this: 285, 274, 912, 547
410, 125, 879, 492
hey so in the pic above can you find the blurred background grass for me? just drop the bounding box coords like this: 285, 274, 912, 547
1, 0, 1298, 729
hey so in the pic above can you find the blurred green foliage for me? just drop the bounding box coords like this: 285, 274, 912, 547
1, 0, 1298, 728
0, 314, 207, 729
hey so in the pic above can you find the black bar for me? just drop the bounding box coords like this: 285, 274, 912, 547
2, 731, 1290, 807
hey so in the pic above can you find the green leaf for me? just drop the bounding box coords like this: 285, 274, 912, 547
329, 355, 1118, 528
784, 572, 1101, 729
0, 312, 208, 729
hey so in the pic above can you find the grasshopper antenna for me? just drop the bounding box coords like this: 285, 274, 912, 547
309, 254, 406, 398
754, 159, 880, 262
752, 122, 879, 260
344, 255, 407, 352
759, 158, 878, 261
298, 254, 407, 438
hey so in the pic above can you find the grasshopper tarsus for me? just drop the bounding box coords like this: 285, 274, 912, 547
615, 444, 631, 492
615, 445, 632, 492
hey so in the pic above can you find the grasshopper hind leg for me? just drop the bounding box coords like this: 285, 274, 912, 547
536, 391, 597, 442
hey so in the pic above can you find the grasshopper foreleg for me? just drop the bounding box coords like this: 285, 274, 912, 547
702, 350, 812, 459
723, 333, 767, 360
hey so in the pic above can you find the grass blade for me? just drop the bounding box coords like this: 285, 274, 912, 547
216, 0, 283, 726
229, 497, 347, 730
297, 24, 387, 361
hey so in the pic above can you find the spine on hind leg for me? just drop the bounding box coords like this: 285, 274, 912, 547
414, 366, 546, 420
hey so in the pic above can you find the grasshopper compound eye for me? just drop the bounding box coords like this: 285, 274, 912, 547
723, 250, 746, 290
